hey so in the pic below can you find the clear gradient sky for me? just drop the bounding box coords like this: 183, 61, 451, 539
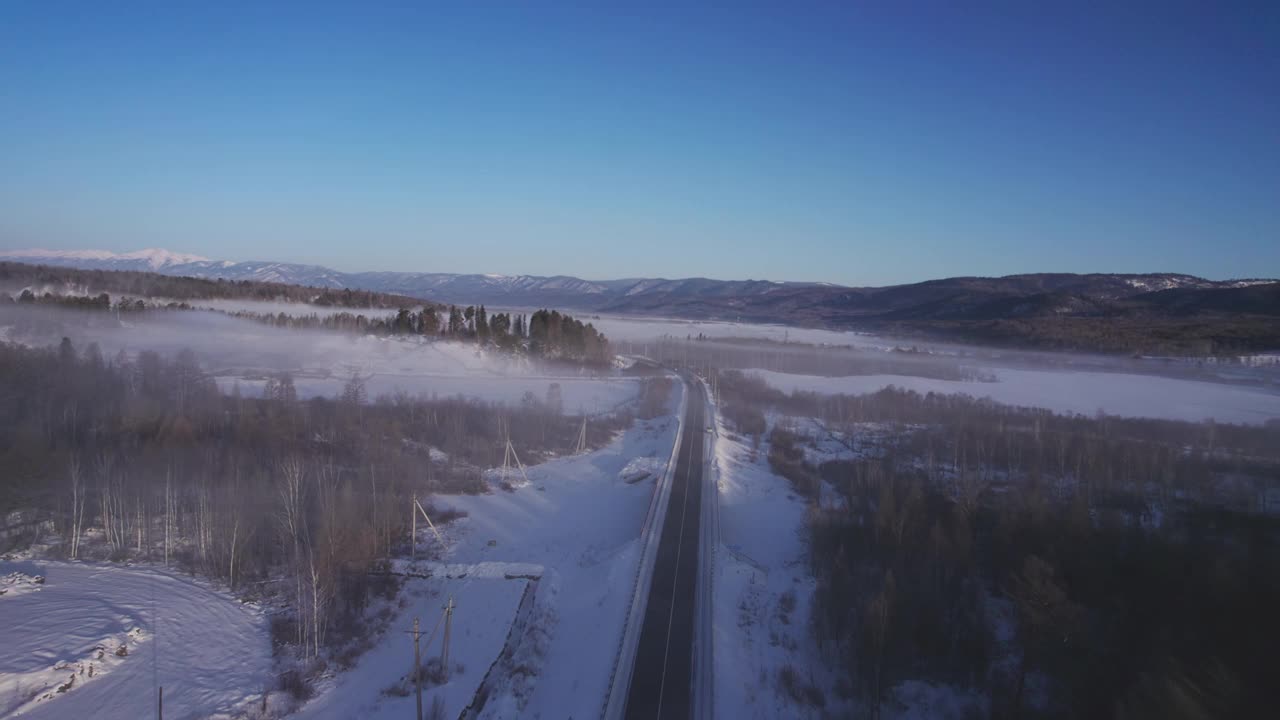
1, 2, 1277, 284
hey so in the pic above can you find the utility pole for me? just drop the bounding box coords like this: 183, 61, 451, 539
442, 597, 454, 680
404, 608, 445, 717
501, 437, 530, 485
411, 494, 417, 560
157, 686, 163, 720
413, 618, 423, 720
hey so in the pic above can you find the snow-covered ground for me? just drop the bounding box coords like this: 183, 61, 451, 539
0, 561, 270, 720
293, 383, 683, 719
490, 307, 896, 349
434, 394, 681, 718
751, 367, 1280, 425
711, 411, 844, 718
295, 576, 529, 720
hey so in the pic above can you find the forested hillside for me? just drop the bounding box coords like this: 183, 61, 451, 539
0, 261, 426, 308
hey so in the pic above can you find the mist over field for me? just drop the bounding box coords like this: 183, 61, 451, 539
0, 303, 637, 411
5, 300, 1277, 426
172, 298, 421, 319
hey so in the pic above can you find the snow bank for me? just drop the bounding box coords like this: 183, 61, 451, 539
617, 455, 666, 484
0, 568, 45, 599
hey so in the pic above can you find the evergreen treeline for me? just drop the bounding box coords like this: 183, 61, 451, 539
231, 305, 611, 364
4, 287, 186, 313
716, 370, 1280, 718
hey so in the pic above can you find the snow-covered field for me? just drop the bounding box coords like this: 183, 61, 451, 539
0, 561, 270, 720
295, 576, 529, 720
2, 307, 640, 409
751, 367, 1280, 425
291, 382, 683, 719
490, 307, 896, 348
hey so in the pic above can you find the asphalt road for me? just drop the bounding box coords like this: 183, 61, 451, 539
624, 373, 706, 720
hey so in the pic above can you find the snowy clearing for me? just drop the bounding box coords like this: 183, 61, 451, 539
750, 367, 1280, 425
293, 383, 683, 719
434, 386, 682, 718
0, 561, 269, 720
295, 576, 528, 720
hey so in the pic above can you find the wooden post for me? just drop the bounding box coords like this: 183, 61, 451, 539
413, 617, 423, 720
158, 686, 163, 720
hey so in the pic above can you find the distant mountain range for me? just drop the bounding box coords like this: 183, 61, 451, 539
0, 248, 824, 312
3, 248, 1278, 354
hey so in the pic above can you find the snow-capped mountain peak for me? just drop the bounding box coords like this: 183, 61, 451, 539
115, 248, 212, 269
4, 247, 210, 270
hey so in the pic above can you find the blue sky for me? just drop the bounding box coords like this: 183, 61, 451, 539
1, 2, 1276, 284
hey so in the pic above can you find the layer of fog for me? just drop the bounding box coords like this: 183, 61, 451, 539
496, 307, 1280, 384
652, 335, 1280, 425
488, 306, 897, 348
106, 298, 1277, 386
5, 302, 1276, 424
0, 304, 637, 410
752, 369, 1280, 425
167, 297, 419, 319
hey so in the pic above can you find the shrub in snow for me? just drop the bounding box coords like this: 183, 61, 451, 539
277, 668, 313, 702
778, 664, 825, 708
